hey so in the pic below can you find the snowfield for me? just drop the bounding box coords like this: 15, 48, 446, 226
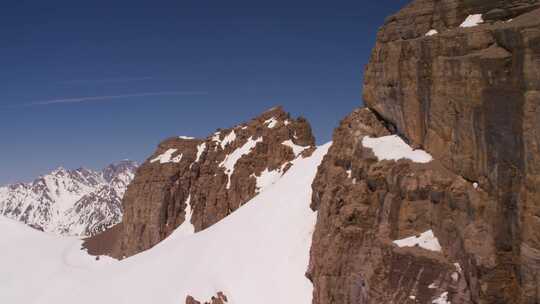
0, 143, 331, 304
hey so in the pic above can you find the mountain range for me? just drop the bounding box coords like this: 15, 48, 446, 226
0, 160, 137, 236
3, 0, 540, 303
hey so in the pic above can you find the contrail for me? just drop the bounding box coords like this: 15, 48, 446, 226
58, 76, 154, 84
10, 91, 208, 107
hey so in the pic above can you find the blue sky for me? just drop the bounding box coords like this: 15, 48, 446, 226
0, 0, 410, 184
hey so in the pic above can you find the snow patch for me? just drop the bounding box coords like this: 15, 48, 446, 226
432, 292, 450, 304
151, 149, 181, 164
460, 14, 483, 28
220, 137, 262, 189
195, 143, 207, 163
175, 195, 195, 235
264, 117, 279, 128
171, 153, 183, 163
179, 136, 195, 140
425, 29, 438, 36
220, 130, 237, 149
346, 169, 356, 184
454, 263, 463, 273
362, 135, 432, 163
282, 140, 309, 157
393, 230, 442, 252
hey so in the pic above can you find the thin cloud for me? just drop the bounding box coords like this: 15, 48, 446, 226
9, 91, 208, 108
58, 76, 155, 85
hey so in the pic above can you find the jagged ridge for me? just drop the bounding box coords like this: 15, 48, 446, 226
0, 160, 137, 236
85, 106, 316, 258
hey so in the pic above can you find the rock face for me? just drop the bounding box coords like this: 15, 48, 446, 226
308, 108, 489, 303
364, 0, 540, 185
309, 1, 540, 303
85, 106, 315, 258
0, 160, 137, 236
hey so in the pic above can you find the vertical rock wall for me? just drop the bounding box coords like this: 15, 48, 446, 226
310, 1, 540, 303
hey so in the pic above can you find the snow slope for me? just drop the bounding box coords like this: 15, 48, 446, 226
0, 143, 331, 304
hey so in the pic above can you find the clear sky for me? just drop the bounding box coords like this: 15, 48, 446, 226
0, 0, 411, 184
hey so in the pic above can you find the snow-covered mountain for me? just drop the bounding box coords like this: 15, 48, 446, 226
0, 160, 137, 237
0, 143, 329, 304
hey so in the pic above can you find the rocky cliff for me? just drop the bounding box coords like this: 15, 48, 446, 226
85, 106, 315, 258
309, 1, 540, 303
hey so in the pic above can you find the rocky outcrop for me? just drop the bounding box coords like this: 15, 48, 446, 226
0, 160, 137, 236
85, 106, 315, 258
309, 1, 540, 303
308, 108, 494, 303
186, 292, 228, 304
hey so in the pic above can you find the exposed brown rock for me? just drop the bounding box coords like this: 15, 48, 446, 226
308, 108, 498, 304
364, 0, 540, 186
84, 106, 315, 258
309, 1, 540, 303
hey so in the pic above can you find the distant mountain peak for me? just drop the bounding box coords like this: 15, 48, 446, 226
102, 160, 138, 183
0, 160, 138, 237
50, 166, 68, 175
